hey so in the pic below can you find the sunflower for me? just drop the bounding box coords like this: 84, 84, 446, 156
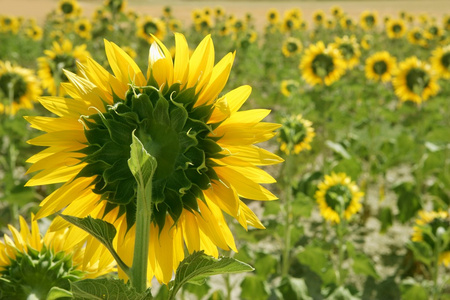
26, 25, 43, 41
300, 41, 346, 86
74, 18, 92, 40
412, 210, 450, 266
195, 16, 213, 35
136, 16, 166, 44
331, 35, 360, 70
284, 8, 302, 20
238, 30, 258, 49
281, 37, 302, 57
162, 6, 172, 18
326, 19, 336, 29
386, 19, 407, 39
0, 214, 115, 298
365, 51, 397, 83
313, 10, 326, 27
267, 8, 279, 25
168, 19, 182, 32
57, 0, 81, 18
25, 33, 282, 285
281, 16, 300, 33
315, 173, 363, 224
214, 6, 225, 18
408, 27, 427, 47
0, 15, 20, 34
360, 34, 373, 50
340, 16, 355, 30
443, 15, 450, 31
280, 79, 299, 97
37, 39, 90, 96
0, 61, 42, 115
330, 6, 343, 18
230, 19, 246, 33
278, 114, 315, 155
393, 56, 439, 104
431, 45, 450, 79
104, 0, 127, 14
191, 9, 203, 23
424, 24, 443, 40
360, 11, 378, 31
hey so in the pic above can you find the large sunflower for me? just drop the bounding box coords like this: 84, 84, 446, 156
0, 214, 115, 298
393, 56, 439, 104
25, 33, 282, 284
386, 19, 407, 39
331, 35, 360, 70
281, 37, 302, 57
431, 45, 450, 79
300, 41, 346, 86
136, 16, 166, 44
315, 173, 363, 224
412, 210, 450, 267
278, 114, 315, 155
365, 51, 397, 82
38, 39, 90, 96
0, 61, 42, 115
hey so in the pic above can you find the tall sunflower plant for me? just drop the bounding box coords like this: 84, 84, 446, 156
24, 33, 282, 298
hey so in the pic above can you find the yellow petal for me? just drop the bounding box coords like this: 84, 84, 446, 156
173, 33, 189, 85
187, 35, 214, 90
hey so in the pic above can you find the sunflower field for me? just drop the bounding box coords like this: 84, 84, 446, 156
0, 0, 450, 299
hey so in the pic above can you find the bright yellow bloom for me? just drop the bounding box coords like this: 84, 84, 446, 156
431, 45, 450, 79
300, 41, 346, 86
408, 27, 427, 47
282, 37, 302, 57
412, 210, 450, 267
281, 16, 300, 33
136, 16, 166, 44
267, 8, 279, 24
195, 16, 213, 34
331, 35, 360, 70
313, 10, 326, 26
0, 15, 20, 34
360, 11, 378, 31
340, 16, 355, 30
315, 173, 363, 224
57, 0, 81, 18
168, 19, 182, 32
104, 0, 127, 14
280, 79, 299, 97
0, 61, 42, 115
0, 214, 115, 298
26, 33, 282, 285
74, 18, 92, 40
278, 114, 315, 155
37, 39, 90, 96
330, 6, 343, 18
393, 56, 439, 104
284, 8, 302, 20
386, 19, 407, 39
26, 25, 43, 41
360, 34, 373, 50
365, 51, 397, 82
424, 24, 443, 40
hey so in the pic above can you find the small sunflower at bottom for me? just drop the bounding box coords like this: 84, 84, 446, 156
412, 210, 450, 267
431, 45, 450, 79
393, 56, 440, 104
315, 173, 364, 224
0, 61, 42, 115
300, 41, 346, 86
365, 51, 397, 82
280, 79, 299, 97
0, 214, 116, 299
282, 37, 302, 57
278, 114, 315, 155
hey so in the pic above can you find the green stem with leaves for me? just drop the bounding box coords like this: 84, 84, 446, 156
336, 203, 347, 286
281, 154, 293, 277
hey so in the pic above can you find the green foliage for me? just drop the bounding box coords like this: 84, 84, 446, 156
71, 278, 152, 300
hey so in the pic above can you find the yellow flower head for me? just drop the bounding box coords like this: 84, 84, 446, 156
300, 41, 346, 86
340, 16, 355, 30
443, 15, 450, 31
163, 5, 172, 18
37, 39, 90, 96
25, 33, 282, 284
282, 37, 302, 57
331, 35, 360, 70
267, 8, 280, 24
280, 79, 299, 97
412, 210, 450, 266
386, 19, 407, 39
136, 16, 166, 44
26, 25, 43, 41
330, 5, 343, 18
104, 0, 127, 14
285, 8, 302, 20
431, 45, 450, 79
360, 11, 378, 31
0, 214, 115, 298
424, 24, 443, 40
278, 114, 315, 155
0, 61, 42, 115
313, 10, 326, 26
281, 16, 300, 33
315, 173, 363, 224
74, 18, 92, 40
214, 6, 225, 18
365, 51, 397, 82
360, 34, 373, 50
195, 16, 213, 34
0, 15, 20, 34
408, 27, 427, 47
57, 0, 81, 18
168, 19, 182, 32
393, 56, 440, 104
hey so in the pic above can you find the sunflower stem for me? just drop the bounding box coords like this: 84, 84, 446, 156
431, 233, 441, 300
281, 154, 293, 277
336, 201, 347, 287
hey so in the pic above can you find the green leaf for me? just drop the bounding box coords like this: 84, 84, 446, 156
278, 276, 312, 300
297, 245, 336, 285
168, 251, 253, 299
128, 130, 158, 203
325, 140, 351, 159
400, 279, 428, 300
239, 275, 270, 300
378, 207, 393, 233
254, 252, 278, 278
394, 183, 422, 223
352, 253, 380, 279
327, 286, 359, 300
71, 278, 152, 300
58, 214, 129, 273
407, 241, 433, 266
46, 286, 72, 300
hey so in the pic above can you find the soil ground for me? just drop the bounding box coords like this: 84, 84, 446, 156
1, 0, 449, 29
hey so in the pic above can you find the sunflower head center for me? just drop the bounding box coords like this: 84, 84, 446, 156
373, 60, 388, 75
0, 246, 84, 299
441, 52, 450, 69
53, 54, 77, 80
287, 41, 298, 53
393, 24, 402, 33
0, 72, 27, 102
406, 68, 429, 94
79, 24, 86, 31
413, 31, 422, 40
315, 14, 323, 21
325, 184, 352, 212
338, 43, 355, 60
429, 26, 438, 35
61, 2, 74, 14
144, 22, 158, 34
365, 15, 375, 25
312, 53, 334, 77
